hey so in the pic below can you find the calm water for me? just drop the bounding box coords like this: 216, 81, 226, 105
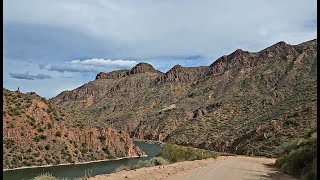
3, 141, 162, 180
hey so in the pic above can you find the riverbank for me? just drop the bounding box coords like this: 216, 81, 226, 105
3, 154, 148, 172
133, 138, 165, 147
89, 156, 296, 180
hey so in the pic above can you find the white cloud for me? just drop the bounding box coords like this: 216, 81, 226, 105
40, 58, 137, 73
69, 58, 137, 67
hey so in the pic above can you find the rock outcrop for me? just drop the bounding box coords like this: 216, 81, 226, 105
155, 65, 193, 83
128, 63, 160, 75
96, 70, 129, 80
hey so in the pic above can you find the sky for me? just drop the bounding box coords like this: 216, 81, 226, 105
3, 0, 317, 99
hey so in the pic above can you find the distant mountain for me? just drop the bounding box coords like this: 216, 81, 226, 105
50, 39, 317, 157
3, 89, 144, 169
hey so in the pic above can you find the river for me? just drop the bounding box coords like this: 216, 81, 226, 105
3, 141, 162, 180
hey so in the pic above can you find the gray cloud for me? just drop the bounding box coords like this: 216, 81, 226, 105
4, 0, 317, 58
9, 72, 52, 80
40, 58, 137, 73
3, 0, 317, 98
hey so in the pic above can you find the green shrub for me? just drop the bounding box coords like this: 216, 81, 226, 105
133, 157, 169, 169
32, 172, 56, 180
115, 165, 131, 172
34, 136, 41, 142
102, 146, 110, 154
54, 116, 60, 121
46, 109, 53, 114
47, 123, 53, 129
55, 131, 61, 137
275, 130, 317, 179
81, 148, 88, 154
40, 134, 47, 140
38, 127, 44, 132
45, 144, 51, 150
157, 143, 217, 163
284, 119, 299, 127
98, 136, 106, 143
8, 121, 15, 128
4, 139, 15, 148
12, 109, 21, 116
38, 145, 44, 150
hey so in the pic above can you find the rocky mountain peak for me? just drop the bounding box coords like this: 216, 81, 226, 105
128, 62, 157, 75
273, 41, 288, 48
207, 48, 252, 76
259, 41, 296, 59
169, 64, 185, 72
95, 70, 129, 80
155, 64, 193, 84
229, 49, 249, 59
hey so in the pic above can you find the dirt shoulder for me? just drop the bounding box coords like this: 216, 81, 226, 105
89, 156, 296, 180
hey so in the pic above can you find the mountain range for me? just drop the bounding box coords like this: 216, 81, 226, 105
49, 39, 317, 158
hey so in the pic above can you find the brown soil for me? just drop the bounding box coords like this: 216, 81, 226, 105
89, 156, 296, 180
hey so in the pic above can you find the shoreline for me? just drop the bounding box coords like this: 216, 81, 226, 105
3, 154, 148, 172
134, 138, 165, 147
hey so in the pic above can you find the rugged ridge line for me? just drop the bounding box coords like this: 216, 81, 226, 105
50, 39, 317, 157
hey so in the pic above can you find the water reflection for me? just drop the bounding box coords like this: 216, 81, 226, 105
3, 141, 162, 180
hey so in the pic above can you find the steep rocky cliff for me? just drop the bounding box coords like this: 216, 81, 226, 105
51, 39, 317, 158
3, 89, 144, 169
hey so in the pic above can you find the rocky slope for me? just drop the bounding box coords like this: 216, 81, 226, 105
51, 39, 317, 158
3, 89, 144, 169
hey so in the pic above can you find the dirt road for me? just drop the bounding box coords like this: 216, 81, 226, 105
90, 156, 296, 180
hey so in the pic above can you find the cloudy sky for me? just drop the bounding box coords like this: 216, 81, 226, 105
4, 0, 317, 98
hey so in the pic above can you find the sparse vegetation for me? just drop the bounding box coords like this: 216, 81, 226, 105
134, 157, 169, 169
113, 157, 169, 172
98, 136, 106, 143
275, 129, 317, 180
38, 127, 44, 132
157, 143, 218, 163
47, 123, 53, 129
114, 165, 131, 172
33, 136, 41, 142
55, 131, 62, 137
8, 121, 15, 128
45, 144, 51, 150
32, 172, 56, 180
102, 146, 110, 154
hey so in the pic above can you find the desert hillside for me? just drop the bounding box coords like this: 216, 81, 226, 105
3, 89, 144, 169
50, 39, 317, 158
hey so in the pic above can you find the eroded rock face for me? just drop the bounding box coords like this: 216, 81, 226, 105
3, 90, 144, 169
